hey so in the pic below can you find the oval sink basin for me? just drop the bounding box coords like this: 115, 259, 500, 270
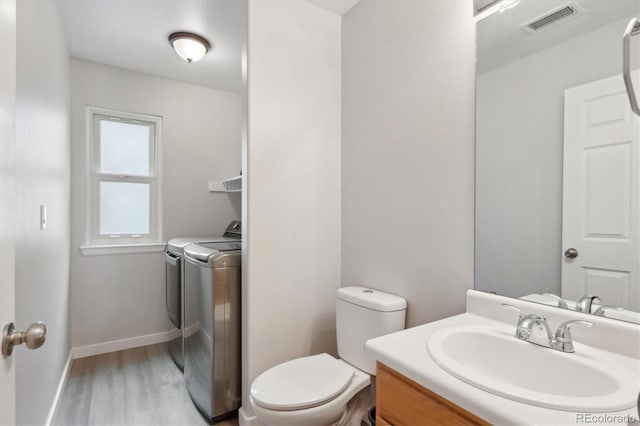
427, 326, 639, 412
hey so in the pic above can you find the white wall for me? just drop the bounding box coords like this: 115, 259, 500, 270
70, 60, 241, 348
476, 16, 637, 298
241, 0, 341, 420
15, 1, 71, 425
341, 0, 476, 327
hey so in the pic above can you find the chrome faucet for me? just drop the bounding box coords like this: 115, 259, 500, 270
575, 295, 602, 313
502, 304, 553, 346
501, 304, 593, 353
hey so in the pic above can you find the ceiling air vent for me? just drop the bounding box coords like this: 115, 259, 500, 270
520, 2, 585, 35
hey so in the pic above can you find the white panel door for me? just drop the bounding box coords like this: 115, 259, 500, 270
561, 72, 640, 311
0, 0, 17, 424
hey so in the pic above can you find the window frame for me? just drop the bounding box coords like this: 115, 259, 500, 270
82, 106, 164, 255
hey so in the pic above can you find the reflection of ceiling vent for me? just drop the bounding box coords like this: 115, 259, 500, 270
520, 2, 585, 35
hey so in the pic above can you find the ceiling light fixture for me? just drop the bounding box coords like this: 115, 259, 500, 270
168, 32, 211, 64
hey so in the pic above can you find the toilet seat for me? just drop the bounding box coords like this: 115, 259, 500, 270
251, 353, 355, 410
249, 356, 371, 426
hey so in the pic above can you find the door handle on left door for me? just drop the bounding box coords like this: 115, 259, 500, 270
2, 321, 46, 357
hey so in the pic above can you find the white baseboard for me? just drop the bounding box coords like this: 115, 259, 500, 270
45, 351, 72, 426
44, 331, 175, 424
72, 330, 174, 359
239, 406, 261, 426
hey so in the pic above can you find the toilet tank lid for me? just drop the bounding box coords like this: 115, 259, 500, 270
337, 286, 407, 312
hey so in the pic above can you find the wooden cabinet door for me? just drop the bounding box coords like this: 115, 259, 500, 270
376, 362, 489, 426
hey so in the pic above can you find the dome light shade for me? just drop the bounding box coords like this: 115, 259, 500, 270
169, 32, 211, 63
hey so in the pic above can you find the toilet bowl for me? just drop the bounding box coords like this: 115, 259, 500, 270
249, 286, 407, 426
250, 354, 370, 426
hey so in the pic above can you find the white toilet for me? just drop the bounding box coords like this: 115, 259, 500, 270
249, 286, 407, 426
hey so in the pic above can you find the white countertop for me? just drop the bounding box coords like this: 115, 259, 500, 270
364, 290, 640, 426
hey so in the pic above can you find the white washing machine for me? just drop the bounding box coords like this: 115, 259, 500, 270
165, 220, 241, 369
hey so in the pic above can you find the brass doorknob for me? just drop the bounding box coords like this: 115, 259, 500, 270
564, 248, 579, 259
2, 321, 47, 357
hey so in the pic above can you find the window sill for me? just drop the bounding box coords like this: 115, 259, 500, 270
80, 242, 167, 256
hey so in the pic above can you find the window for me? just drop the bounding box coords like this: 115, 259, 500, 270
82, 107, 163, 255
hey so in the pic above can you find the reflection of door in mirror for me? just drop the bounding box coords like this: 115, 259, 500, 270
474, 0, 640, 323
561, 73, 640, 312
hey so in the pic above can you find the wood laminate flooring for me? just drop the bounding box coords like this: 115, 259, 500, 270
53, 343, 238, 426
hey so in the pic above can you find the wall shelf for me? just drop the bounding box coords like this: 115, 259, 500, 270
209, 175, 242, 193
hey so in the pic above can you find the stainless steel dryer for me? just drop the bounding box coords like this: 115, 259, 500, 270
165, 220, 241, 370
183, 241, 241, 422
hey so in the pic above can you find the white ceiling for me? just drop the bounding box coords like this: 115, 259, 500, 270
306, 0, 362, 15
56, 0, 247, 93
477, 0, 638, 74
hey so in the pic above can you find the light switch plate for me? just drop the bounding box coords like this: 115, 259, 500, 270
40, 204, 47, 230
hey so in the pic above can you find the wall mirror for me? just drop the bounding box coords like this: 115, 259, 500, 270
475, 0, 640, 324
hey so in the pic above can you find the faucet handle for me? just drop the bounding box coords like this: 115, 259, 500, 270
553, 320, 593, 353
543, 293, 569, 309
501, 304, 524, 320
593, 305, 624, 317
555, 320, 593, 341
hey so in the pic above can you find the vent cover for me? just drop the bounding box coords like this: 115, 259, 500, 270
520, 2, 585, 35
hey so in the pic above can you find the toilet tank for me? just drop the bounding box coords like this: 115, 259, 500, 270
336, 286, 407, 375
